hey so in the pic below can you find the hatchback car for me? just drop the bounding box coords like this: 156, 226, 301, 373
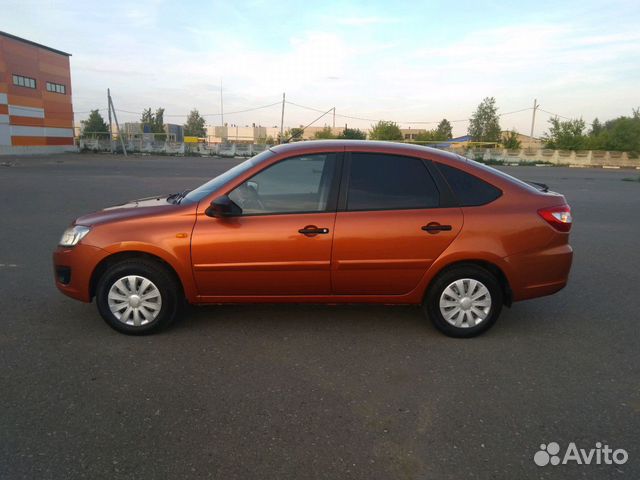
53, 140, 573, 337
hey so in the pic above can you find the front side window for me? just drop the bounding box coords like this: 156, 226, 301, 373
182, 150, 275, 204
229, 153, 337, 215
346, 153, 439, 211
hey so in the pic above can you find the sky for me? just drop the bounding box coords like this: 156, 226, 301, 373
3, 0, 640, 136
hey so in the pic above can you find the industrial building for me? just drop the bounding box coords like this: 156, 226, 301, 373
207, 125, 277, 144
121, 122, 184, 143
0, 31, 75, 154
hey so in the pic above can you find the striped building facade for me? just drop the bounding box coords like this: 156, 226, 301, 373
0, 31, 75, 155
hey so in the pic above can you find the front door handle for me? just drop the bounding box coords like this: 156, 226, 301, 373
298, 225, 330, 236
422, 223, 452, 234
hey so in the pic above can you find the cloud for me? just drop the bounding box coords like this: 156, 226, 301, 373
336, 16, 400, 26
7, 1, 634, 137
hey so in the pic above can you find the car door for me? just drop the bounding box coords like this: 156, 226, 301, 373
331, 152, 463, 295
191, 152, 341, 297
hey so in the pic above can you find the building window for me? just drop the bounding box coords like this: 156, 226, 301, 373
46, 82, 66, 94
12, 74, 36, 89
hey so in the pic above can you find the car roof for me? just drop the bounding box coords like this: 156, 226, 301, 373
269, 139, 461, 161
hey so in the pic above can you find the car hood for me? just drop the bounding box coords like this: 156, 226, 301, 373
74, 195, 177, 227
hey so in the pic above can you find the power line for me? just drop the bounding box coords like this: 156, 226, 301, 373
111, 101, 281, 119
72, 98, 603, 130
286, 100, 534, 126
284, 106, 335, 143
538, 109, 572, 120
500, 107, 534, 117
208, 101, 281, 117
537, 109, 605, 127
73, 108, 107, 114
23, 108, 108, 115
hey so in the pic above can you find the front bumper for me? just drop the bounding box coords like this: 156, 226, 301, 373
52, 243, 108, 302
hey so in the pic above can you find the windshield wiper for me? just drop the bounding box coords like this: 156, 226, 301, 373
166, 192, 181, 204
167, 189, 192, 204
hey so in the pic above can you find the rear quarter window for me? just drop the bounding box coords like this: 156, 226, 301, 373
436, 163, 502, 206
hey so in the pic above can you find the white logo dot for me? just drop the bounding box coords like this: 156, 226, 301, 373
534, 450, 550, 466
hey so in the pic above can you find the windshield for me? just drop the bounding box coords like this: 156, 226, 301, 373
181, 150, 275, 204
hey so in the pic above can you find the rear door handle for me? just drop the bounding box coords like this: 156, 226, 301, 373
298, 225, 330, 236
422, 223, 452, 233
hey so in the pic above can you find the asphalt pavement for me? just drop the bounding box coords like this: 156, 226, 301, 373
1, 153, 638, 479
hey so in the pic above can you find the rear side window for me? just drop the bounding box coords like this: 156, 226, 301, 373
347, 153, 439, 211
437, 163, 502, 206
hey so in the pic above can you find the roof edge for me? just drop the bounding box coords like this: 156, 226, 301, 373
0, 31, 71, 56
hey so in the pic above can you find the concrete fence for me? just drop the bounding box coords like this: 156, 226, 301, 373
457, 147, 638, 168
78, 138, 639, 168
79, 138, 269, 157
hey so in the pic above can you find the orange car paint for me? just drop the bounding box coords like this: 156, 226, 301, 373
53, 141, 572, 307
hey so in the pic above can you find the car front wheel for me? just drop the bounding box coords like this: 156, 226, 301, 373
95, 259, 180, 335
424, 265, 503, 338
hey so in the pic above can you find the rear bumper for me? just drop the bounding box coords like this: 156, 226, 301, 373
504, 243, 573, 301
52, 243, 108, 302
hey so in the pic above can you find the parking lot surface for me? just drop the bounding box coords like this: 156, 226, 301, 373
1, 153, 638, 479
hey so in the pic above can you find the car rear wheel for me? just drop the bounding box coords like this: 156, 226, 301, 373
96, 259, 180, 335
424, 265, 503, 338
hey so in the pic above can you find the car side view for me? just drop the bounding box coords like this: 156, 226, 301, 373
53, 140, 573, 337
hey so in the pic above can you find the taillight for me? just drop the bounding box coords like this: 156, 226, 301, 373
538, 205, 572, 232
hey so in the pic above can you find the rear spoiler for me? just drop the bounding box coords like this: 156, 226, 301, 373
527, 181, 549, 192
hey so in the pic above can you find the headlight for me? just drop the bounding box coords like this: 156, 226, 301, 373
59, 225, 91, 247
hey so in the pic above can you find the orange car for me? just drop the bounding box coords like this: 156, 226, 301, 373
53, 140, 573, 337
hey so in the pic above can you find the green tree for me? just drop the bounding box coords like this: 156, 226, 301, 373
183, 108, 206, 137
153, 108, 165, 134
283, 128, 304, 142
314, 126, 335, 139
141, 108, 153, 126
601, 116, 640, 153
413, 125, 453, 143
542, 117, 587, 150
436, 118, 453, 139
414, 129, 440, 142
369, 120, 403, 141
468, 97, 501, 143
590, 118, 603, 136
337, 127, 367, 139
582, 110, 640, 153
502, 130, 522, 149
81, 109, 109, 138
141, 107, 166, 140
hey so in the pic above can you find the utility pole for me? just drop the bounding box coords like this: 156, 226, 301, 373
280, 92, 285, 143
529, 98, 539, 149
107, 89, 127, 156
107, 88, 113, 154
332, 107, 335, 129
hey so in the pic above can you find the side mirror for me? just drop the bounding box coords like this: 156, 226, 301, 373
205, 195, 242, 218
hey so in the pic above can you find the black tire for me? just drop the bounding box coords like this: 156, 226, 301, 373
423, 264, 503, 338
95, 259, 181, 335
